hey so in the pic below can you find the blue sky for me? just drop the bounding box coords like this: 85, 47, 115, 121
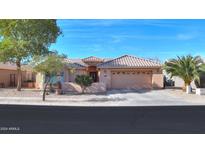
50, 19, 205, 61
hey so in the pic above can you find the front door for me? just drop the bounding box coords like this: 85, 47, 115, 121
89, 72, 98, 82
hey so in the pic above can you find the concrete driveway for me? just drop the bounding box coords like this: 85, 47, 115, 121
0, 88, 205, 106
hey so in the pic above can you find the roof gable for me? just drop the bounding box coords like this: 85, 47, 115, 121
66, 62, 86, 69
64, 59, 87, 69
97, 55, 161, 68
82, 56, 103, 62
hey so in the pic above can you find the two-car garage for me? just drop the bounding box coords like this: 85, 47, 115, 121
111, 70, 152, 89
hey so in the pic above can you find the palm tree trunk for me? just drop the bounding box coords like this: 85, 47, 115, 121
182, 83, 187, 91
183, 81, 191, 91
16, 61, 22, 91
184, 81, 192, 93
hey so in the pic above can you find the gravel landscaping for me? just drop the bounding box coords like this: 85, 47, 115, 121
0, 88, 205, 106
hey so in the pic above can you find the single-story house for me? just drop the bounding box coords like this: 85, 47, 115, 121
1, 55, 164, 91
172, 75, 205, 89
36, 55, 164, 91
0, 62, 36, 88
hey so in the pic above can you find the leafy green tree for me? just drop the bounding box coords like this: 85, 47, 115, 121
163, 55, 205, 91
32, 53, 65, 101
0, 19, 61, 91
75, 75, 93, 93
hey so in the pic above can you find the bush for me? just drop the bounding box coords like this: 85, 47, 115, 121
75, 75, 93, 93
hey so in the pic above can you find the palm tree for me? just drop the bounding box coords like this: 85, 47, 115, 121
163, 55, 205, 92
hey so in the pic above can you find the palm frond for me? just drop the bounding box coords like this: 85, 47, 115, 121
163, 55, 204, 85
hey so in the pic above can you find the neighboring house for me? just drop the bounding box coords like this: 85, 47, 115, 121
172, 76, 196, 89
0, 62, 36, 88
172, 75, 205, 89
163, 70, 196, 89
36, 55, 163, 90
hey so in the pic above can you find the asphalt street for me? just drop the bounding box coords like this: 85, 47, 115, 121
0, 105, 205, 133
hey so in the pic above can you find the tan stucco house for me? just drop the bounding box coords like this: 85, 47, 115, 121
0, 63, 36, 88
4, 54, 205, 92
51, 55, 164, 91
1, 55, 164, 91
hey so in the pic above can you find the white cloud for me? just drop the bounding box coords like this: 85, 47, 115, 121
110, 34, 175, 40
176, 33, 197, 40
58, 19, 192, 29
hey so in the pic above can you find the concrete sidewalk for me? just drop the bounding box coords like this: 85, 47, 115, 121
0, 89, 205, 106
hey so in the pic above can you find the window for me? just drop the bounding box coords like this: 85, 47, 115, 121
61, 72, 64, 76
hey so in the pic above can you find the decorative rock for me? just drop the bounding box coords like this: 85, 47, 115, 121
85, 82, 106, 93
62, 82, 82, 93
62, 82, 106, 94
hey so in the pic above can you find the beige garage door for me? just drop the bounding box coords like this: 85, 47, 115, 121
111, 71, 152, 89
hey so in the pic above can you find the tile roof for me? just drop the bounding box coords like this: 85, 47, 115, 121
0, 62, 17, 70
103, 58, 113, 62
64, 59, 87, 69
67, 59, 88, 67
97, 55, 162, 68
64, 57, 112, 69
66, 62, 87, 69
0, 62, 33, 71
82, 56, 103, 62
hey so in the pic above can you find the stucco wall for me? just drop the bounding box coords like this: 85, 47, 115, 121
0, 69, 31, 88
65, 69, 87, 82
64, 68, 69, 82
152, 73, 164, 89
151, 68, 164, 89
99, 69, 112, 89
35, 71, 67, 90
21, 71, 35, 82
35, 73, 45, 89
0, 69, 18, 87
